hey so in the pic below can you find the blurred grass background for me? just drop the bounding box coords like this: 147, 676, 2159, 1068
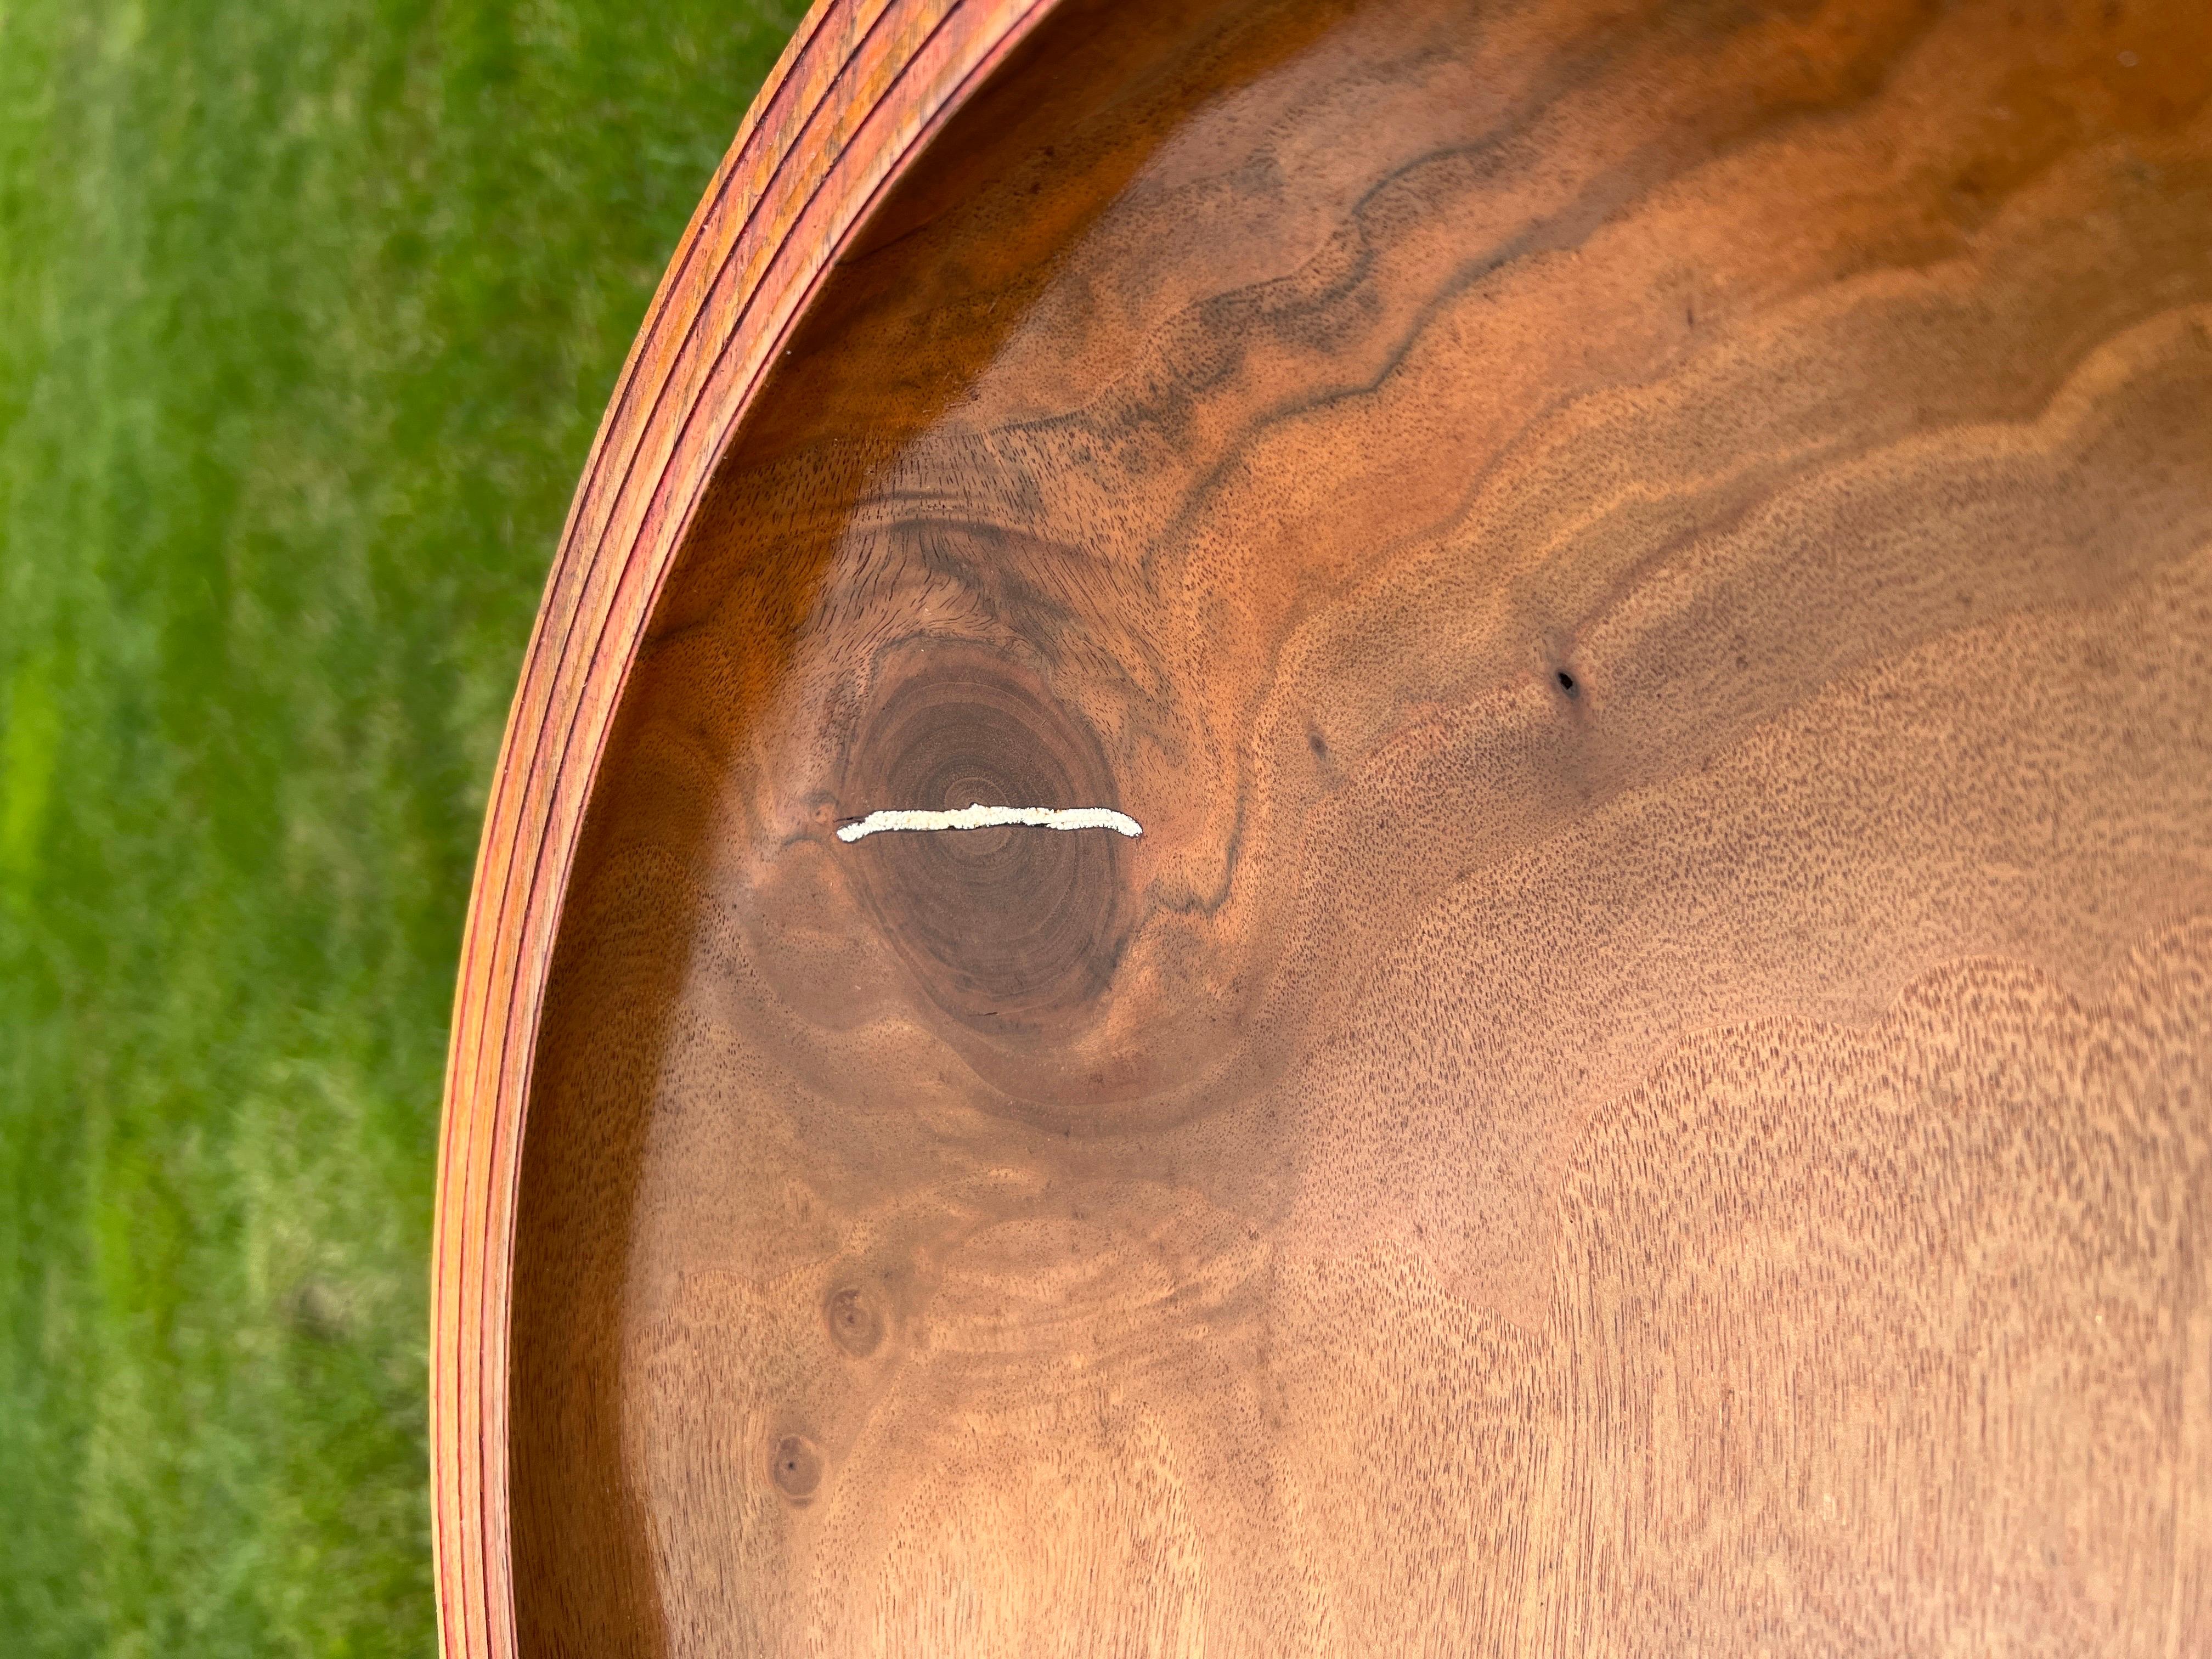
0, 2, 800, 1651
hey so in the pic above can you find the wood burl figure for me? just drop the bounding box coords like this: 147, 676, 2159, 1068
433, 1, 2212, 1654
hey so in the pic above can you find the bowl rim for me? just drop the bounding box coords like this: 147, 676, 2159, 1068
427, 4, 1061, 1654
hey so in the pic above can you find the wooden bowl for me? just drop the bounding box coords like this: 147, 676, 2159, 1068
433, 1, 2212, 1652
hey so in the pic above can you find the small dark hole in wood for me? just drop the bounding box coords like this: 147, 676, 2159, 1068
1555, 669, 1579, 697
771, 1434, 823, 1500
825, 1285, 883, 1357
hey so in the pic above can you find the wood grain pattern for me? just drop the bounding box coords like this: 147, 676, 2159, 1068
429, 4, 1057, 1656
452, 0, 2212, 1651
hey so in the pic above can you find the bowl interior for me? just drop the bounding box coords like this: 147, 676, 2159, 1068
509, 0, 2212, 1651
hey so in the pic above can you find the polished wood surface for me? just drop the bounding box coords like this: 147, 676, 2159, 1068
429, 4, 1059, 1655
453, 0, 2212, 1651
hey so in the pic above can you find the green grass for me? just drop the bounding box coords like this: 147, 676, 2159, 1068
0, 2, 799, 1651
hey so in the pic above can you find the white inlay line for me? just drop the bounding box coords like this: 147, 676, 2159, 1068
836, 803, 1142, 843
